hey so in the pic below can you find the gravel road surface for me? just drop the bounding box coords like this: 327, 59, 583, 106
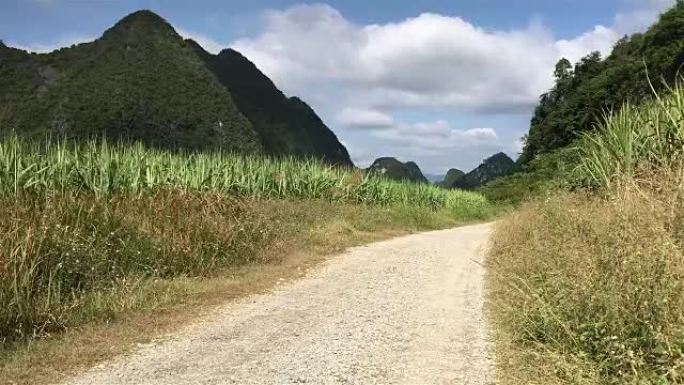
66, 222, 494, 385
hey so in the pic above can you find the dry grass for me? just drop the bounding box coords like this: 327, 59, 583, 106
0, 194, 467, 385
487, 169, 684, 385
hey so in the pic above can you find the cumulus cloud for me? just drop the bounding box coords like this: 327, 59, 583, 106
227, 1, 674, 171
345, 120, 513, 172
335, 107, 394, 128
232, 5, 560, 113
231, 3, 672, 115
371, 121, 501, 154
616, 0, 676, 32
9, 0, 675, 172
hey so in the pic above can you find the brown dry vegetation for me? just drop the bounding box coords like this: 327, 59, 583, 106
487, 169, 684, 384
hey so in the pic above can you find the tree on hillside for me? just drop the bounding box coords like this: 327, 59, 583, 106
520, 1, 684, 164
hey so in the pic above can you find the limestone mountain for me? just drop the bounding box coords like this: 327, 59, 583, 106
0, 10, 260, 152
447, 153, 517, 190
0, 10, 352, 164
438, 168, 465, 187
189, 42, 352, 166
367, 157, 428, 183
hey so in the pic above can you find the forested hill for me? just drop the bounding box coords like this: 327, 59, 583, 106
444, 152, 517, 190
0, 10, 353, 165
367, 157, 429, 183
0, 10, 261, 152
188, 41, 353, 166
520, 1, 684, 164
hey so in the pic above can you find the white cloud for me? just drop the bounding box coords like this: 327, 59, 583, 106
228, 2, 674, 172
372, 121, 500, 153
231, 4, 668, 115
351, 120, 511, 172
232, 6, 561, 113
555, 25, 619, 64
616, 0, 675, 33
8, 0, 675, 173
8, 35, 94, 53
336, 107, 394, 128
177, 28, 226, 54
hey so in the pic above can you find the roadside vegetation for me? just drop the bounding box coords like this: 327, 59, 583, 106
0, 137, 487, 211
488, 84, 684, 384
0, 136, 492, 384
519, 2, 684, 164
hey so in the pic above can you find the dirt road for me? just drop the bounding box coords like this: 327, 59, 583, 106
66, 223, 494, 385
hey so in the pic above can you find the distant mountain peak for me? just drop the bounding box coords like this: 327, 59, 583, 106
438, 168, 465, 187
217, 48, 243, 58
104, 9, 177, 40
1, 9, 352, 166
368, 157, 428, 183
116, 9, 171, 27
192, 42, 353, 166
485, 152, 512, 163
445, 152, 517, 190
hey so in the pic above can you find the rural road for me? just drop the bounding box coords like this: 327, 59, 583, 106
66, 222, 495, 385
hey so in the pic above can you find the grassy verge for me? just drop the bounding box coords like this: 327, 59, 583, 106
0, 193, 475, 385
0, 136, 493, 384
488, 179, 684, 384
487, 85, 684, 384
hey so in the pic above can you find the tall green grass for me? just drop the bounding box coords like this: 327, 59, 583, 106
0, 136, 489, 215
577, 84, 684, 189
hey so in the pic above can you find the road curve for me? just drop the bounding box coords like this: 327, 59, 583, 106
66, 222, 495, 385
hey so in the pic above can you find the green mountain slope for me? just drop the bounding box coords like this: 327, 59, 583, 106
367, 157, 428, 183
0, 10, 261, 152
189, 41, 353, 166
447, 152, 517, 190
1, 9, 354, 163
520, 2, 684, 163
438, 168, 465, 187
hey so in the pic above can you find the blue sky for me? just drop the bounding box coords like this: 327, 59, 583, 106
1, 0, 676, 173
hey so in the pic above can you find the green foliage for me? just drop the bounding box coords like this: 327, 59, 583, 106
438, 168, 465, 187
0, 10, 354, 165
577, 84, 684, 189
521, 2, 684, 164
367, 157, 430, 184
479, 148, 580, 204
0, 11, 261, 153
0, 136, 493, 343
0, 136, 490, 214
447, 152, 518, 190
